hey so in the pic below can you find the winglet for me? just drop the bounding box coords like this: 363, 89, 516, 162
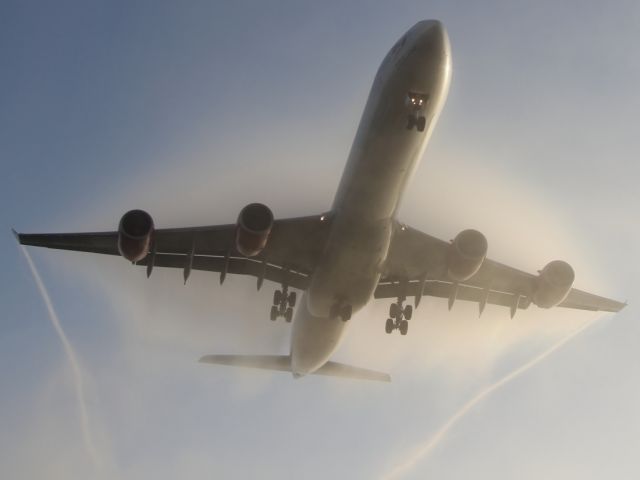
11, 228, 21, 244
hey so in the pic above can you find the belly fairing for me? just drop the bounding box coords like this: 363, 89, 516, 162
306, 217, 392, 317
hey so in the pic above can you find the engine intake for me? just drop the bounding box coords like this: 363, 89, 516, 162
448, 229, 488, 281
118, 209, 154, 263
533, 260, 574, 308
236, 203, 273, 257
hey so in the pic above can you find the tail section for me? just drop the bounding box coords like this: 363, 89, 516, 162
199, 355, 390, 383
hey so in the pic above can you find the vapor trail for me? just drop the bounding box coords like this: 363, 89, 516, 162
18, 246, 102, 467
381, 318, 598, 480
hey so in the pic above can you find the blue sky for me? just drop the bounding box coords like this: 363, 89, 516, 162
2, 1, 639, 479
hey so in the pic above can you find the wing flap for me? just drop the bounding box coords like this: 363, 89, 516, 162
141, 254, 309, 290
374, 280, 531, 311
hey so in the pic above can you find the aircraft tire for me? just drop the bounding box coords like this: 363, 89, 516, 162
285, 307, 293, 323
270, 305, 278, 321
417, 116, 426, 132
385, 318, 394, 334
288, 291, 297, 307
399, 320, 409, 336
404, 305, 413, 320
274, 289, 282, 306
406, 115, 415, 130
389, 303, 400, 319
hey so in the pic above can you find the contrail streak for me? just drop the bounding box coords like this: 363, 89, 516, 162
18, 246, 102, 467
381, 318, 598, 480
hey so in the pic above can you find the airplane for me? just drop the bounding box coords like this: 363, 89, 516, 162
14, 20, 626, 382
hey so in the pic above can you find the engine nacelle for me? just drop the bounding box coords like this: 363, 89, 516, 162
532, 260, 574, 308
235, 203, 273, 257
118, 209, 154, 263
447, 229, 488, 281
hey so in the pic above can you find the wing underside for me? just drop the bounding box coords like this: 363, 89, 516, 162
376, 222, 626, 315
15, 215, 330, 291
14, 217, 625, 315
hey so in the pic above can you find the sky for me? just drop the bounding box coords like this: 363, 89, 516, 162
1, 1, 639, 479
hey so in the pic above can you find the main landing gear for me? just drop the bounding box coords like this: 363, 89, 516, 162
385, 294, 413, 335
270, 285, 296, 323
406, 92, 428, 132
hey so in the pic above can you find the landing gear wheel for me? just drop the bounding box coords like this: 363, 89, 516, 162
399, 320, 409, 336
385, 318, 394, 334
285, 307, 293, 323
288, 291, 297, 307
273, 290, 282, 306
341, 305, 352, 322
270, 305, 278, 321
403, 304, 413, 321
406, 115, 416, 130
389, 303, 401, 319
416, 116, 426, 132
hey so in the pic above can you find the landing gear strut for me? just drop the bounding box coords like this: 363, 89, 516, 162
271, 285, 296, 323
385, 285, 413, 335
405, 92, 428, 132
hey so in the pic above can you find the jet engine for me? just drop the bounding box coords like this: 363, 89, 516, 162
118, 209, 154, 263
236, 203, 273, 257
532, 260, 574, 308
447, 229, 488, 281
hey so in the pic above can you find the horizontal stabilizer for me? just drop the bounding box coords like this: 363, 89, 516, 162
199, 355, 391, 382
199, 354, 291, 372
314, 361, 391, 382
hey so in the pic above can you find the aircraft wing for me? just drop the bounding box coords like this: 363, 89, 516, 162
375, 222, 626, 315
15, 215, 331, 290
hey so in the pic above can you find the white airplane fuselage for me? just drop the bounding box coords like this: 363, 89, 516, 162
290, 21, 452, 376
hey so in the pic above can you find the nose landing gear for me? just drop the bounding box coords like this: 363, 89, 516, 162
405, 92, 428, 132
407, 115, 427, 132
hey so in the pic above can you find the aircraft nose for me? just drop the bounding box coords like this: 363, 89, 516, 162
411, 20, 449, 56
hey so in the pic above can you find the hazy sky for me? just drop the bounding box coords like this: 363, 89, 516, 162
2, 1, 639, 479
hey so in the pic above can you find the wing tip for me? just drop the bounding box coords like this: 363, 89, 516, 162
11, 228, 21, 244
